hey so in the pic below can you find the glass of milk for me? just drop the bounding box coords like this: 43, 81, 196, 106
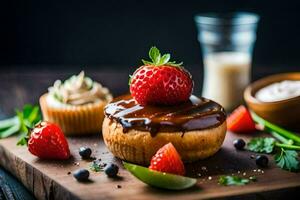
195, 12, 259, 111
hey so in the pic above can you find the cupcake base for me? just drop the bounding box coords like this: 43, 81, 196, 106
40, 94, 107, 136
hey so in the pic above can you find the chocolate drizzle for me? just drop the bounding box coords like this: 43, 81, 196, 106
104, 94, 226, 136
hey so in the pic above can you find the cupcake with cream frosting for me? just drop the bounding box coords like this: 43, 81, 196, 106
40, 71, 112, 135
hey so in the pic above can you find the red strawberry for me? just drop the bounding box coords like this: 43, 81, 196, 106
129, 46, 193, 105
149, 143, 185, 176
21, 121, 70, 160
227, 105, 256, 133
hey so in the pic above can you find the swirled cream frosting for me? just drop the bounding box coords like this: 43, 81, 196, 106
47, 71, 112, 107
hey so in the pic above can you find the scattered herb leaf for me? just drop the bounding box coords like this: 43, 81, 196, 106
247, 137, 276, 153
274, 148, 299, 172
90, 161, 105, 172
218, 175, 250, 186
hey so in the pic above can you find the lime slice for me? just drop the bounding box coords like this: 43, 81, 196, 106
123, 162, 197, 190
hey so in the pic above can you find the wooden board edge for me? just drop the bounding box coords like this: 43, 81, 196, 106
0, 143, 80, 200
198, 182, 300, 199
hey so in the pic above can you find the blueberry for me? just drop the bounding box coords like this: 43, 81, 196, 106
73, 169, 90, 182
233, 139, 246, 150
104, 163, 119, 177
256, 155, 269, 168
79, 147, 92, 159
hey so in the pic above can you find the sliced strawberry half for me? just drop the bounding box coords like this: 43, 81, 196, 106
149, 143, 185, 176
227, 105, 256, 133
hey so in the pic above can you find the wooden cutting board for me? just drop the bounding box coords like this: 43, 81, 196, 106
0, 131, 300, 200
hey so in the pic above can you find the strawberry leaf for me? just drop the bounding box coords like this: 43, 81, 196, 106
26, 105, 41, 126
17, 132, 29, 146
149, 47, 161, 64
159, 54, 170, 65
128, 75, 132, 86
167, 61, 183, 67
142, 59, 153, 65
142, 46, 183, 67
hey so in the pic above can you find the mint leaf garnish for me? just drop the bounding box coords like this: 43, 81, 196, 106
0, 104, 41, 141
247, 137, 276, 153
219, 175, 250, 186
142, 46, 183, 67
274, 148, 299, 172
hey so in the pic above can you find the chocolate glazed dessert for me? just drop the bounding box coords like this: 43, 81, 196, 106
103, 95, 227, 165
105, 95, 226, 136
102, 47, 227, 165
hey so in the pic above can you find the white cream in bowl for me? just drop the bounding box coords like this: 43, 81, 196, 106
255, 80, 300, 102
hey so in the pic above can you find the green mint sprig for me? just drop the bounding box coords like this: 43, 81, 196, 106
142, 46, 183, 67
246, 111, 300, 172
0, 105, 41, 141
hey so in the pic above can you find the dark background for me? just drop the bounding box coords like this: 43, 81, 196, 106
1, 0, 300, 70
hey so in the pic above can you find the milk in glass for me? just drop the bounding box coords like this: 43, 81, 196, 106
202, 52, 251, 111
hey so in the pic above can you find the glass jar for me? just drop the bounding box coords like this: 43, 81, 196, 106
195, 12, 260, 111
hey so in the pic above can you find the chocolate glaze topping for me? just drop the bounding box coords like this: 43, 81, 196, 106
104, 94, 226, 136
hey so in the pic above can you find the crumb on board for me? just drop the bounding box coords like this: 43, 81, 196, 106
201, 166, 207, 171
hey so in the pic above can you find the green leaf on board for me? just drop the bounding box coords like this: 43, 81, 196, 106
218, 175, 250, 186
274, 148, 299, 172
247, 137, 276, 153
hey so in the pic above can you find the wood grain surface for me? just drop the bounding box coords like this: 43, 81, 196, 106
1, 132, 300, 200
0, 68, 300, 200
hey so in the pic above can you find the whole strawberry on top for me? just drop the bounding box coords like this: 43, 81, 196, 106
129, 47, 193, 105
18, 121, 70, 160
